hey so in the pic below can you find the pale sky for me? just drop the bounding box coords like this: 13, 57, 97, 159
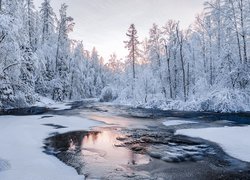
34, 0, 205, 60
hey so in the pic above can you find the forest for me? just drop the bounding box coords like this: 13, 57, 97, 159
1, 0, 250, 112
1, 1, 250, 179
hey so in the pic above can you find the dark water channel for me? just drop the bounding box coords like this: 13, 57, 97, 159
44, 102, 250, 179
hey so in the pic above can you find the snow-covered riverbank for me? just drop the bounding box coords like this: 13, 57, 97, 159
162, 119, 250, 163
0, 114, 101, 180
176, 126, 250, 163
35, 97, 72, 110
109, 88, 250, 113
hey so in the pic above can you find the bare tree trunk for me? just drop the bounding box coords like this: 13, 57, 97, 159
180, 39, 187, 102
42, 11, 49, 44
156, 53, 167, 99
173, 51, 177, 100
55, 19, 64, 76
0, 32, 6, 43
187, 62, 190, 98
131, 33, 136, 80
239, 0, 248, 64
226, 53, 237, 89
216, 0, 221, 61
229, 0, 242, 64
208, 34, 213, 86
192, 48, 196, 95
131, 35, 136, 98
55, 34, 60, 73
69, 70, 74, 100
165, 45, 173, 99
176, 29, 187, 102
27, 0, 33, 49
237, 0, 248, 89
144, 78, 148, 103
132, 50, 135, 79
202, 33, 207, 76
0, 0, 2, 11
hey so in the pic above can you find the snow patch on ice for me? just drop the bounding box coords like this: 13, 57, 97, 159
163, 120, 197, 127
176, 126, 250, 162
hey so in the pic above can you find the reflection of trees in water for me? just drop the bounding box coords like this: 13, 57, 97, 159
83, 131, 100, 145
82, 130, 119, 147
46, 129, 147, 166
44, 128, 151, 178
45, 131, 89, 152
130, 151, 136, 165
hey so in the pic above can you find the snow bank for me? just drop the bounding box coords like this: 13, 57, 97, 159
160, 88, 250, 112
176, 126, 250, 162
163, 120, 197, 127
47, 103, 72, 110
115, 88, 250, 113
183, 88, 250, 112
35, 96, 72, 110
0, 115, 101, 180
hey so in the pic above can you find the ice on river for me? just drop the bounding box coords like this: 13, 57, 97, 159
176, 126, 250, 162
163, 120, 197, 127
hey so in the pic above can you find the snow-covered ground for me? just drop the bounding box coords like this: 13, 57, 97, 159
176, 126, 250, 163
0, 114, 101, 180
113, 88, 250, 113
35, 96, 72, 110
163, 120, 197, 127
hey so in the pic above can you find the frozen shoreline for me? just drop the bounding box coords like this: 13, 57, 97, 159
176, 126, 250, 163
0, 114, 101, 180
35, 96, 72, 110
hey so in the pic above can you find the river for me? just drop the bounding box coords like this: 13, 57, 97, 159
41, 101, 250, 179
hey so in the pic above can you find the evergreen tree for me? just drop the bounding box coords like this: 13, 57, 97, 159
124, 24, 141, 80
40, 0, 55, 43
25, 0, 36, 50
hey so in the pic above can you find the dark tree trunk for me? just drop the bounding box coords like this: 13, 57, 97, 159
229, 0, 242, 64
176, 29, 187, 102
165, 45, 173, 99
239, 0, 248, 64
0, 0, 2, 11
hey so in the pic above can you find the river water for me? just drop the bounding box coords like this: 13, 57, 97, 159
44, 101, 250, 179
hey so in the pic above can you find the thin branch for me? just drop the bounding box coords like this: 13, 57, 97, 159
2, 62, 19, 73
0, 31, 6, 43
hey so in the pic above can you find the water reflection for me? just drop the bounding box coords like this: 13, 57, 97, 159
81, 130, 149, 167
68, 139, 76, 151
70, 130, 149, 178
83, 114, 152, 128
45, 129, 150, 178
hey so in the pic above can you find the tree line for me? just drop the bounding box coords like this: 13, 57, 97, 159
1, 0, 250, 112
0, 0, 107, 108
110, 0, 250, 112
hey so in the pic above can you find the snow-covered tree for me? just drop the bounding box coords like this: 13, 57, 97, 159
24, 0, 37, 50
124, 24, 141, 80
0, 1, 108, 108
112, 0, 250, 112
52, 3, 74, 101
40, 0, 55, 43
147, 23, 167, 98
